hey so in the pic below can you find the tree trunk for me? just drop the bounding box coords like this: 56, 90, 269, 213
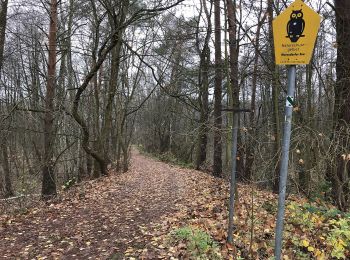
268, 0, 282, 193
330, 0, 350, 211
226, 0, 244, 180
224, 0, 232, 171
213, 0, 223, 177
2, 146, 13, 197
100, 40, 123, 162
245, 1, 265, 182
0, 0, 12, 198
42, 0, 58, 199
98, 1, 128, 172
91, 0, 102, 178
298, 64, 313, 195
195, 0, 211, 170
0, 0, 7, 73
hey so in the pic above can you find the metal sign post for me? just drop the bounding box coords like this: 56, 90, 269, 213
272, 1, 320, 258
274, 65, 296, 259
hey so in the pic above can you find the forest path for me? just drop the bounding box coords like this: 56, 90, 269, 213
2, 150, 312, 259
0, 149, 198, 259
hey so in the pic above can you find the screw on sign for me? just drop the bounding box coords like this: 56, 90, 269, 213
272, 0, 321, 259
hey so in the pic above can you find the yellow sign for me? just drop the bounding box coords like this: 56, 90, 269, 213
273, 0, 321, 65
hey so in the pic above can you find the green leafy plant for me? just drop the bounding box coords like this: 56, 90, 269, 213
287, 202, 316, 229
170, 226, 221, 259
326, 218, 350, 259
62, 177, 76, 190
288, 235, 315, 259
287, 202, 350, 259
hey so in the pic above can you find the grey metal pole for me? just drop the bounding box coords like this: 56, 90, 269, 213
227, 111, 239, 243
274, 65, 296, 259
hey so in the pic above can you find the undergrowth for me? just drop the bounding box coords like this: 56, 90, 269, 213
169, 226, 222, 259
286, 202, 350, 259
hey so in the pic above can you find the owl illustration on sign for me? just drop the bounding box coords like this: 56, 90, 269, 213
286, 9, 305, 42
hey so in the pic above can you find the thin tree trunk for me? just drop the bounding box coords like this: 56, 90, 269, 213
226, 0, 243, 180
90, 0, 102, 178
2, 146, 13, 197
298, 64, 313, 194
0, 0, 13, 198
196, 58, 210, 169
0, 0, 7, 73
213, 0, 223, 177
42, 0, 58, 199
245, 1, 265, 181
100, 40, 123, 162
99, 1, 128, 171
268, 0, 282, 193
224, 0, 232, 170
195, 0, 211, 170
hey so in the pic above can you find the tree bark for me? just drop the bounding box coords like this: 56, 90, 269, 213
268, 0, 282, 193
0, 0, 13, 198
298, 64, 313, 195
224, 0, 232, 170
213, 0, 223, 177
42, 0, 58, 199
98, 0, 128, 174
330, 0, 350, 210
0, 0, 7, 73
195, 0, 211, 170
2, 146, 13, 197
245, 1, 265, 182
226, 0, 245, 181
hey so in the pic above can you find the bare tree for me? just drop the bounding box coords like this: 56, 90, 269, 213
42, 0, 58, 199
0, 0, 7, 72
0, 0, 14, 198
268, 0, 282, 193
195, 0, 212, 170
329, 0, 350, 210
213, 0, 223, 177
245, 0, 266, 181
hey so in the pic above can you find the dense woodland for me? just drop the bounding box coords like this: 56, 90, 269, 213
0, 0, 350, 210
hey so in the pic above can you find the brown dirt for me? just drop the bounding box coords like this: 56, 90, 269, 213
0, 149, 193, 259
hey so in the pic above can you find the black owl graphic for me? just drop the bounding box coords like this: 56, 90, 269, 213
286, 9, 305, 42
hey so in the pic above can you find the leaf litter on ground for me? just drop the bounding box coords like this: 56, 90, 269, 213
0, 149, 349, 259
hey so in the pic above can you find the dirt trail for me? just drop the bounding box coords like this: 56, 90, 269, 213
0, 149, 193, 259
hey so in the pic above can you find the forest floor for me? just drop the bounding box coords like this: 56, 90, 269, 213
0, 149, 349, 259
